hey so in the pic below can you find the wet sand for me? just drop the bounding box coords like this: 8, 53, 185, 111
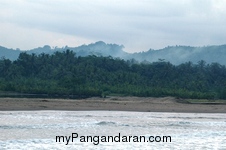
0, 96, 225, 113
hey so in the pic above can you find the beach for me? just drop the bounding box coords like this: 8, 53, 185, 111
0, 96, 225, 113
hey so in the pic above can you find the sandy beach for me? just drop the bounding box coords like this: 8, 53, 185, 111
0, 96, 225, 113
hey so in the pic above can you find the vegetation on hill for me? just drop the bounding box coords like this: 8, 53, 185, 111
0, 50, 226, 99
1, 42, 226, 65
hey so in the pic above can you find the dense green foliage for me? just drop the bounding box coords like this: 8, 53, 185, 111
0, 50, 226, 99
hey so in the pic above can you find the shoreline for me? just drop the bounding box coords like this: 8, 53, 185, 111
0, 96, 226, 113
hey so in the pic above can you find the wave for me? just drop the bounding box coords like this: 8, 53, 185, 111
96, 121, 116, 126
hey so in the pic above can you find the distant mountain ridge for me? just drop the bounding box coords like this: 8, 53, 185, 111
130, 45, 226, 65
1, 41, 226, 65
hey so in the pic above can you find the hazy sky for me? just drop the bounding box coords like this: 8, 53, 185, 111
0, 0, 226, 52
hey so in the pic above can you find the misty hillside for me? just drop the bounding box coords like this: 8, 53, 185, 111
0, 46, 21, 60
0, 41, 127, 60
131, 45, 226, 65
1, 42, 226, 65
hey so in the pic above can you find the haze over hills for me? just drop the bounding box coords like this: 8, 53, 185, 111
1, 41, 226, 65
130, 45, 226, 65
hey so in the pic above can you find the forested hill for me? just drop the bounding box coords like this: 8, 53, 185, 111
130, 45, 226, 65
0, 41, 127, 60
0, 50, 226, 99
1, 42, 226, 65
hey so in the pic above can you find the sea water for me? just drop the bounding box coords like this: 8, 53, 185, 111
0, 111, 225, 150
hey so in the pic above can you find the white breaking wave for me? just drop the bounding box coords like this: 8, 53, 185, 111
0, 111, 226, 150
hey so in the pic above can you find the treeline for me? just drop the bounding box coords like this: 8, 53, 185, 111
0, 50, 226, 99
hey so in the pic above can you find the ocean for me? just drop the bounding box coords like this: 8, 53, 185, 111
0, 111, 225, 150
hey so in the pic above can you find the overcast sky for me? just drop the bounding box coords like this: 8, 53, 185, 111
0, 0, 226, 52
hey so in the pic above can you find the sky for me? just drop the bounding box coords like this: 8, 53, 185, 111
0, 0, 226, 53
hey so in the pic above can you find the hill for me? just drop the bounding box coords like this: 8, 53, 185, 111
1, 42, 226, 65
131, 45, 226, 65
